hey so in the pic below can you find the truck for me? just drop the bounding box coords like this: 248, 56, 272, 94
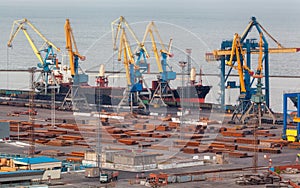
100, 171, 119, 183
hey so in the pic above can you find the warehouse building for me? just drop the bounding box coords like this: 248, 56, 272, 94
13, 156, 62, 180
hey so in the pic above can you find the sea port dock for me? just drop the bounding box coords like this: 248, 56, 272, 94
0, 1, 300, 186
0, 104, 300, 187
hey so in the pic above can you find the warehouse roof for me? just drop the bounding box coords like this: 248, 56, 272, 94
0, 170, 44, 183
0, 169, 44, 176
14, 156, 60, 165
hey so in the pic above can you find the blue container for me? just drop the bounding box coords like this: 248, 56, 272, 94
176, 175, 191, 183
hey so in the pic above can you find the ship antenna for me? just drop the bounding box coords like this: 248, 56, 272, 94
199, 67, 203, 85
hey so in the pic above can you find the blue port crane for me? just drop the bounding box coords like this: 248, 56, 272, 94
206, 17, 300, 123
282, 92, 300, 142
64, 19, 88, 85
7, 18, 61, 94
111, 16, 150, 110
141, 21, 176, 106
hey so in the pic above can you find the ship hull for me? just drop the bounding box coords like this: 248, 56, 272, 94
0, 83, 211, 109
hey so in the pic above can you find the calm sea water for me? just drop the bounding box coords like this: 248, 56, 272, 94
0, 0, 300, 112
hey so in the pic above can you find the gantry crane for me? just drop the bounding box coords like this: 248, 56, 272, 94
111, 16, 150, 110
141, 21, 176, 106
206, 16, 300, 123
7, 18, 61, 94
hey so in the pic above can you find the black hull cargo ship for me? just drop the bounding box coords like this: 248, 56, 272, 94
0, 82, 211, 110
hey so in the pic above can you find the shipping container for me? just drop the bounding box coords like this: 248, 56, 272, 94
167, 175, 177, 183
191, 174, 206, 181
176, 174, 191, 183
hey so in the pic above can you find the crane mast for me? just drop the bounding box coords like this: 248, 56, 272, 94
142, 21, 175, 82
226, 33, 253, 94
60, 19, 89, 112
64, 19, 87, 85
7, 18, 61, 94
112, 16, 142, 53
112, 16, 149, 111
117, 28, 135, 86
112, 16, 150, 83
142, 21, 176, 107
241, 33, 276, 124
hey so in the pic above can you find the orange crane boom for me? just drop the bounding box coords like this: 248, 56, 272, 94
64, 19, 86, 77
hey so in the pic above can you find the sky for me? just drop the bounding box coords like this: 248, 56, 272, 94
3, 0, 300, 8
1, 0, 300, 112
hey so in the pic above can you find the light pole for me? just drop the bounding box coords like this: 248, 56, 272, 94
179, 61, 187, 140
186, 49, 192, 109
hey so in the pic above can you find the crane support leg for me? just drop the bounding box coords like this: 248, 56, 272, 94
241, 102, 275, 124
282, 93, 300, 141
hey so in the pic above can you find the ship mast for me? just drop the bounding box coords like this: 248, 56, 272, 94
199, 68, 203, 86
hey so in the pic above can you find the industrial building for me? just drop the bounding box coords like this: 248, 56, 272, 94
13, 156, 62, 180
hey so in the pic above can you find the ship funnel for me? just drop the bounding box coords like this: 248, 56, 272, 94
99, 64, 105, 77
190, 67, 196, 82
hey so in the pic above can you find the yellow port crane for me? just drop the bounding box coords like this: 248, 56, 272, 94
141, 21, 176, 106
117, 27, 135, 87
141, 21, 174, 77
211, 20, 300, 59
112, 16, 149, 57
239, 33, 276, 124
112, 16, 150, 83
60, 19, 90, 111
64, 19, 87, 85
111, 16, 149, 111
226, 33, 253, 94
7, 18, 61, 94
212, 47, 300, 58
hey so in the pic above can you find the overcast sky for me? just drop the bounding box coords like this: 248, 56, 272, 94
3, 0, 299, 7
